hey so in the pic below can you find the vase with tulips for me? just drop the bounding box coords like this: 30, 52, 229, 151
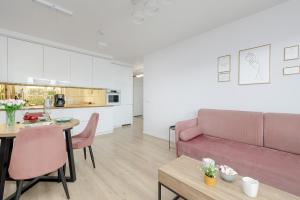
0, 99, 25, 130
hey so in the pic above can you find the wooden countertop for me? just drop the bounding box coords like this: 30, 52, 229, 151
0, 119, 80, 138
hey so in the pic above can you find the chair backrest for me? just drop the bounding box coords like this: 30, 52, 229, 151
80, 113, 99, 140
9, 125, 67, 180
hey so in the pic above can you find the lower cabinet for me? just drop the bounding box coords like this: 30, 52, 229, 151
51, 107, 114, 136
113, 105, 133, 128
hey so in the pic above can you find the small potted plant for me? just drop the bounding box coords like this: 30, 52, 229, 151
202, 162, 218, 186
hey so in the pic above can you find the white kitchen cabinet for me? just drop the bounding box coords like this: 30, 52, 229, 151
111, 64, 133, 105
43, 46, 70, 83
113, 105, 133, 127
70, 52, 93, 87
113, 105, 122, 128
7, 38, 44, 84
120, 105, 133, 125
0, 36, 7, 82
95, 107, 114, 134
53, 107, 113, 135
92, 57, 113, 88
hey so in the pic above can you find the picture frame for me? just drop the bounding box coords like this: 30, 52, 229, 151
239, 44, 271, 85
284, 45, 299, 61
218, 72, 230, 82
283, 66, 300, 76
218, 55, 231, 73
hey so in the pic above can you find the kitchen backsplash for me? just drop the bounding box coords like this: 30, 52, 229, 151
0, 83, 107, 106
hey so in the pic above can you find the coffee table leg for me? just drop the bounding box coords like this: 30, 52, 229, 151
158, 182, 161, 200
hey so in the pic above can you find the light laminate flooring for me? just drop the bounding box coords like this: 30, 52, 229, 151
4, 117, 178, 200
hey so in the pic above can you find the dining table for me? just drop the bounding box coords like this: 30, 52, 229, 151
0, 119, 80, 200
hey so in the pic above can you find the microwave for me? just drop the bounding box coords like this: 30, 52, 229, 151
107, 90, 120, 105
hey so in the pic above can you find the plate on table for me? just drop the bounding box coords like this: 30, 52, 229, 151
55, 117, 73, 123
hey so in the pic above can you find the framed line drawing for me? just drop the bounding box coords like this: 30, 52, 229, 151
283, 66, 300, 75
284, 45, 299, 61
218, 55, 231, 73
218, 72, 230, 82
239, 44, 271, 85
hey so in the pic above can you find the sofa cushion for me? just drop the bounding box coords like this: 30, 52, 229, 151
197, 109, 264, 146
264, 113, 300, 155
177, 135, 300, 196
179, 127, 203, 141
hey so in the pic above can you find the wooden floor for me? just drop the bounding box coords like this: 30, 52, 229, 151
4, 117, 178, 200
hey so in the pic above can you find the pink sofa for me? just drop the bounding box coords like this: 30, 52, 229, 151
176, 109, 300, 196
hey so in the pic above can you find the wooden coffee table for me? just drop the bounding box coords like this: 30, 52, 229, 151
158, 155, 300, 200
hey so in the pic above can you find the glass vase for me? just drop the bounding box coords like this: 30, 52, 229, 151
6, 110, 16, 130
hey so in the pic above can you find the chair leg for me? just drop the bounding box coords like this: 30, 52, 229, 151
83, 147, 87, 160
88, 146, 96, 168
58, 167, 70, 199
15, 180, 23, 200
63, 163, 66, 175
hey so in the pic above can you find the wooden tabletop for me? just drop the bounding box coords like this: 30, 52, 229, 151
0, 119, 80, 138
158, 155, 300, 200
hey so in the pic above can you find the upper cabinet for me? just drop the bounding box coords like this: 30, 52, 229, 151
112, 64, 133, 105
43, 46, 70, 83
0, 36, 7, 82
92, 57, 113, 88
70, 52, 93, 87
7, 38, 43, 84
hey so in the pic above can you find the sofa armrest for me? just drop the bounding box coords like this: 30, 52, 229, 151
175, 118, 198, 143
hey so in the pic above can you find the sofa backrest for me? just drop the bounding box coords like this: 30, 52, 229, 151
198, 109, 264, 146
264, 113, 300, 155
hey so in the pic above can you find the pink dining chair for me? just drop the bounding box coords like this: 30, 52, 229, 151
9, 125, 70, 200
72, 113, 99, 168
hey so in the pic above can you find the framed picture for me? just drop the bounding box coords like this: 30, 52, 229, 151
283, 66, 300, 75
284, 45, 299, 61
218, 55, 231, 72
239, 44, 271, 85
218, 72, 230, 82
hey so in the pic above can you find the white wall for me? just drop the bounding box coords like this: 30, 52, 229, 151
144, 0, 300, 140
133, 77, 143, 116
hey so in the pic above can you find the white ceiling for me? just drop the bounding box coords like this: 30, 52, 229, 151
0, 0, 287, 65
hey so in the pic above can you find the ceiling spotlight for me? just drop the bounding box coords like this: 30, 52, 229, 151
145, 0, 160, 16
131, 0, 175, 24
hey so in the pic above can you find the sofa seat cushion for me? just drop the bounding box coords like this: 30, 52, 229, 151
179, 127, 203, 141
177, 135, 300, 196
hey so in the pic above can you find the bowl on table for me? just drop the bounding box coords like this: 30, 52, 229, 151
55, 117, 73, 123
219, 165, 238, 182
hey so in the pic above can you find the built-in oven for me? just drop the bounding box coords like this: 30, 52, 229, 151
107, 90, 121, 105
